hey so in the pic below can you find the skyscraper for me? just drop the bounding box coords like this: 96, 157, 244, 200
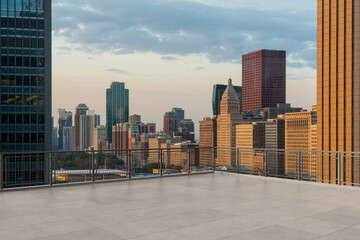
62, 126, 74, 151
57, 108, 72, 151
212, 84, 242, 116
163, 111, 177, 135
199, 117, 216, 166
242, 49, 286, 113
285, 107, 317, 180
74, 104, 88, 151
317, 0, 360, 184
171, 108, 184, 130
217, 79, 243, 166
106, 82, 129, 144
0, 0, 51, 187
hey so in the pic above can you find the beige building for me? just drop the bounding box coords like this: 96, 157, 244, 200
148, 136, 182, 164
236, 123, 265, 172
217, 79, 243, 166
199, 117, 216, 166
317, 0, 360, 184
92, 125, 106, 151
285, 107, 317, 179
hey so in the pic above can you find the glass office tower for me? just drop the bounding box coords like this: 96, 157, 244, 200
0, 0, 51, 187
106, 82, 129, 145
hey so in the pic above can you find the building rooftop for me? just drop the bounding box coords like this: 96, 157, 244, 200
1, 173, 360, 240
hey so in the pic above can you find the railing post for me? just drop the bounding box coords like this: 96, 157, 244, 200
49, 153, 53, 187
160, 149, 163, 177
236, 149, 239, 174
128, 150, 132, 179
211, 148, 215, 171
0, 154, 3, 191
337, 152, 341, 185
264, 150, 267, 177
188, 148, 191, 175
298, 151, 301, 181
91, 147, 95, 183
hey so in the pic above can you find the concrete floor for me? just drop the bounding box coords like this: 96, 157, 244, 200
1, 173, 360, 240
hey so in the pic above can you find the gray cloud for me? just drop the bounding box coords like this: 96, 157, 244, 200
53, 0, 316, 68
161, 56, 177, 61
195, 66, 205, 71
106, 68, 131, 75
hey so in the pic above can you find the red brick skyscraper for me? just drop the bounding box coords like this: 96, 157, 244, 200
242, 49, 286, 113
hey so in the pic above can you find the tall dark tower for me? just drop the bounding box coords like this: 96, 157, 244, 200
0, 0, 52, 187
242, 49, 286, 113
106, 82, 129, 145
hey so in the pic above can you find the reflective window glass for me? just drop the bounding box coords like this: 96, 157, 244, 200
22, 0, 28, 10
8, 0, 14, 9
1, 0, 8, 9
37, 0, 42, 11
15, 0, 21, 10
29, 0, 34, 10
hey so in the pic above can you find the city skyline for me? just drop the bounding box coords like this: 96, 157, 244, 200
52, 0, 317, 131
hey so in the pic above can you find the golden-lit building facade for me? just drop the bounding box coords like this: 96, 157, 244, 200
217, 79, 243, 166
199, 117, 216, 166
317, 0, 360, 184
285, 107, 317, 179
236, 123, 265, 172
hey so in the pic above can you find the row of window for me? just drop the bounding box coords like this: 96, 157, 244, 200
1, 17, 44, 29
1, 87, 44, 94
1, 132, 45, 144
1, 105, 45, 112
2, 29, 44, 37
1, 75, 44, 86
1, 9, 44, 18
1, 56, 44, 67
1, 0, 44, 11
1, 94, 44, 105
1, 113, 44, 124
1, 48, 45, 56
1, 37, 44, 48
1, 144, 44, 151
1, 68, 45, 74
1, 125, 44, 132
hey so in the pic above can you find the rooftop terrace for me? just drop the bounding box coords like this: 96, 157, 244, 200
1, 172, 360, 240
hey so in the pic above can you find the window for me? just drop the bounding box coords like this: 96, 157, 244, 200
15, 95, 22, 104
23, 0, 29, 10
15, 18, 21, 28
37, 76, 44, 86
1, 133, 7, 143
24, 133, 29, 143
37, 57, 44, 67
1, 0, 8, 9
8, 113, 14, 123
31, 132, 36, 143
30, 0, 36, 11
8, 0, 14, 9
15, 0, 22, 10
1, 56, 7, 66
37, 0, 43, 11
1, 114, 7, 124
30, 114, 36, 124
30, 57, 36, 67
8, 56, 15, 66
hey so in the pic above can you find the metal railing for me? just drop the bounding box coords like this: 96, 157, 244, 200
0, 147, 215, 190
215, 147, 360, 186
2, 146, 360, 191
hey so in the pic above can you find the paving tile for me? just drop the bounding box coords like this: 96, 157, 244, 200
224, 224, 319, 240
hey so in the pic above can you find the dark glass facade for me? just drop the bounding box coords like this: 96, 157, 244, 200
242, 49, 286, 113
212, 84, 242, 117
106, 82, 129, 144
0, 0, 51, 187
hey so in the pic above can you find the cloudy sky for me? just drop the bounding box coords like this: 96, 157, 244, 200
52, 0, 317, 134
